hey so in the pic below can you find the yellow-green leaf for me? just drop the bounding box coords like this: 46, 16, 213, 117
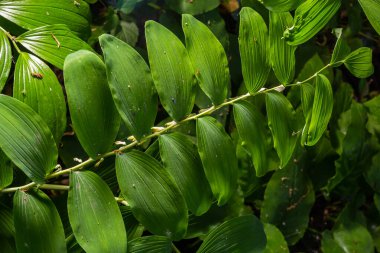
263, 223, 289, 253
343, 47, 374, 78
330, 28, 350, 67
0, 28, 11, 92
358, 0, 380, 35
0, 149, 13, 190
262, 0, 302, 12
128, 236, 172, 253
165, 0, 220, 15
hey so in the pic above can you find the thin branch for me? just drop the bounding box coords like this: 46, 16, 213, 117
0, 27, 22, 54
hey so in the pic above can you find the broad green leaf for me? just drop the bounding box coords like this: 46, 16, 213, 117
296, 53, 333, 83
265, 92, 297, 168
128, 236, 172, 253
302, 74, 333, 146
64, 50, 120, 159
16, 24, 93, 69
333, 222, 374, 253
263, 223, 289, 253
68, 171, 127, 253
330, 28, 350, 67
197, 215, 266, 253
284, 0, 341, 45
359, 0, 380, 35
233, 100, 271, 176
343, 47, 374, 78
261, 164, 315, 245
159, 132, 213, 216
0, 28, 11, 92
262, 0, 302, 12
99, 34, 157, 140
119, 206, 144, 241
116, 151, 188, 240
197, 116, 238, 205
145, 20, 196, 121
300, 83, 315, 120
0, 95, 57, 183
0, 206, 15, 237
14, 189, 66, 253
239, 7, 270, 93
321, 231, 345, 253
269, 11, 296, 84
0, 149, 13, 189
165, 0, 220, 15
13, 52, 66, 144
116, 21, 139, 46
182, 14, 229, 105
116, 0, 143, 14
0, 0, 91, 38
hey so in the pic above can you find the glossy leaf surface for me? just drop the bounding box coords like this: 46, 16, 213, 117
0, 28, 11, 92
99, 34, 157, 140
263, 223, 289, 253
343, 47, 374, 78
128, 236, 172, 253
0, 95, 57, 183
64, 50, 120, 159
359, 0, 380, 35
165, 0, 220, 15
116, 151, 188, 240
0, 149, 13, 189
68, 171, 127, 253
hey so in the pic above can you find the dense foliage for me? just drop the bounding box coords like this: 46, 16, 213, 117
0, 0, 379, 252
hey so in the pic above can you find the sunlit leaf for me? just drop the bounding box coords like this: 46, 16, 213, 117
343, 47, 374, 78
159, 132, 213, 216
0, 149, 13, 189
165, 0, 220, 15
68, 171, 127, 253
284, 0, 341, 45
0, 95, 57, 183
239, 7, 270, 93
14, 189, 66, 253
263, 223, 289, 253
333, 222, 374, 253
262, 0, 302, 12
182, 14, 229, 105
197, 116, 238, 205
197, 215, 266, 253
100, 34, 157, 140
0, 28, 11, 92
16, 24, 93, 69
330, 28, 350, 67
64, 50, 120, 159
358, 0, 380, 35
116, 151, 188, 240
145, 20, 196, 121
13, 52, 66, 144
128, 236, 172, 253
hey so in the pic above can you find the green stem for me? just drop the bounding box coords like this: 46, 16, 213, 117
172, 243, 181, 253
0, 27, 22, 54
38, 184, 69, 191
115, 197, 129, 207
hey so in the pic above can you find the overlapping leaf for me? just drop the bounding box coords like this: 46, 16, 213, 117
262, 0, 302, 12
64, 50, 120, 159
197, 116, 238, 205
116, 151, 188, 240
0, 0, 91, 38
128, 236, 172, 253
269, 11, 296, 84
330, 28, 350, 67
68, 171, 127, 253
284, 0, 341, 45
0, 28, 11, 92
266, 92, 297, 168
182, 14, 229, 105
197, 215, 266, 253
145, 20, 196, 121
16, 24, 93, 69
99, 34, 157, 140
239, 7, 270, 93
358, 0, 380, 35
263, 223, 289, 253
0, 95, 57, 183
0, 149, 13, 189
343, 47, 374, 78
165, 0, 220, 15
14, 189, 66, 253
13, 52, 66, 144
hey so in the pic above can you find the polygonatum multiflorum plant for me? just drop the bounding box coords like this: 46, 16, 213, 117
0, 0, 380, 252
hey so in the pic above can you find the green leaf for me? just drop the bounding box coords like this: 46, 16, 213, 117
16, 24, 93, 69
0, 28, 11, 92
128, 236, 172, 253
330, 28, 351, 67
116, 151, 188, 240
197, 116, 238, 205
116, 21, 139, 46
165, 0, 220, 15
0, 0, 91, 38
343, 47, 374, 78
182, 14, 229, 105
265, 92, 297, 168
302, 74, 333, 146
269, 11, 296, 84
358, 0, 380, 35
333, 222, 374, 253
159, 132, 213, 216
68, 171, 127, 253
13, 52, 66, 144
0, 95, 57, 183
261, 163, 315, 245
284, 0, 341, 45
64, 50, 120, 159
263, 223, 289, 253
239, 7, 270, 93
262, 0, 302, 12
0, 206, 15, 238
300, 83, 315, 120
321, 231, 346, 253
145, 20, 196, 121
0, 149, 13, 189
14, 189, 66, 253
233, 100, 271, 176
99, 34, 157, 140
197, 215, 266, 253
119, 206, 144, 241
